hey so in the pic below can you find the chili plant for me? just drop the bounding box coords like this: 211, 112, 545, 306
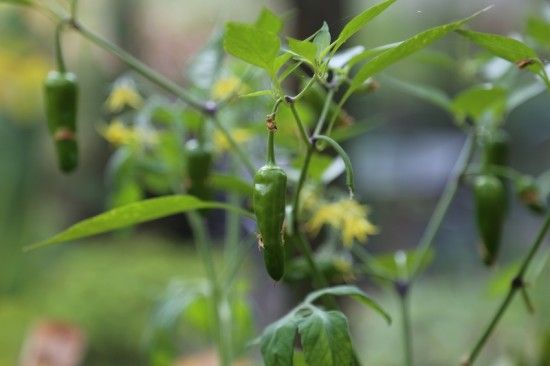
2, 0, 550, 365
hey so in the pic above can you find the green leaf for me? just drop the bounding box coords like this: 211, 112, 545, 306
345, 8, 489, 100
451, 85, 507, 125
328, 46, 365, 69
331, 0, 397, 53
346, 41, 402, 68
287, 37, 318, 66
298, 308, 354, 366
313, 22, 331, 58
209, 173, 253, 197
260, 316, 298, 366
382, 75, 452, 112
224, 22, 280, 73
0, 0, 33, 5
187, 31, 225, 91
456, 29, 541, 68
305, 285, 391, 324
526, 16, 550, 49
25, 195, 255, 251
369, 248, 435, 280
456, 29, 549, 87
255, 7, 283, 34
238, 89, 272, 99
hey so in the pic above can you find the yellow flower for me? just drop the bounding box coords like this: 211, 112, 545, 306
105, 79, 143, 112
213, 128, 252, 152
306, 198, 379, 247
100, 120, 137, 146
211, 77, 246, 100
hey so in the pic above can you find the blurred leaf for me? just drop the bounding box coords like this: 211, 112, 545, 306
187, 31, 225, 91
369, 248, 435, 280
526, 16, 550, 49
224, 22, 280, 75
0, 0, 33, 5
345, 8, 488, 99
255, 7, 283, 34
210, 173, 253, 198
313, 22, 331, 59
456, 29, 549, 83
488, 249, 549, 297
25, 196, 255, 251
305, 285, 391, 324
298, 308, 354, 366
382, 75, 452, 112
331, 0, 397, 54
304, 154, 334, 182
273, 53, 293, 77
287, 38, 318, 66
239, 89, 272, 99
260, 316, 298, 366
451, 85, 507, 125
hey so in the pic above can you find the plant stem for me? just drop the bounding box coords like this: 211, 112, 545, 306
71, 21, 209, 113
313, 135, 355, 197
54, 21, 67, 72
187, 212, 232, 366
288, 102, 310, 146
409, 130, 476, 279
463, 212, 550, 365
398, 287, 413, 366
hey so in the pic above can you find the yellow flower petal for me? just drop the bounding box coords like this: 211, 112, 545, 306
306, 198, 379, 247
100, 120, 137, 146
211, 77, 247, 100
106, 80, 143, 113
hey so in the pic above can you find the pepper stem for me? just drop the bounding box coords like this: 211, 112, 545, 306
54, 20, 67, 73
267, 130, 276, 165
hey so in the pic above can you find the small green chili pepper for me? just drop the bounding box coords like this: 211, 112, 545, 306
44, 70, 78, 173
481, 129, 509, 169
254, 163, 287, 281
473, 174, 507, 266
185, 139, 213, 200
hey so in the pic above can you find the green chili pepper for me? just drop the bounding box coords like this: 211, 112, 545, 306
185, 139, 213, 200
254, 164, 287, 281
481, 129, 509, 169
473, 174, 507, 266
44, 70, 78, 173
253, 120, 286, 281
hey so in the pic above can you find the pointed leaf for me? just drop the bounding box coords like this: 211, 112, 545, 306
25, 195, 254, 251
332, 0, 397, 53
456, 29, 543, 72
345, 8, 489, 100
305, 285, 391, 324
260, 316, 298, 366
256, 7, 283, 34
298, 308, 354, 366
313, 22, 331, 57
287, 38, 318, 66
224, 22, 280, 72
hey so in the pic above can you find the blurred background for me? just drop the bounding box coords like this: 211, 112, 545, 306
1, 0, 549, 365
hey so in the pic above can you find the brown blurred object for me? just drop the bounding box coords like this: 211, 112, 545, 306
19, 321, 86, 366
174, 349, 251, 366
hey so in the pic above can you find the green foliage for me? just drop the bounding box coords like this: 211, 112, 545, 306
224, 22, 281, 77
25, 195, 254, 251
259, 286, 390, 365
